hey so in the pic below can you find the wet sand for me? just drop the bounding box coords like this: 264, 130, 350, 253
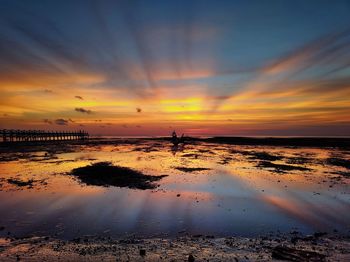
0, 137, 350, 260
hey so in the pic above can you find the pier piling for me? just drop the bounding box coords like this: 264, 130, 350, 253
0, 129, 89, 143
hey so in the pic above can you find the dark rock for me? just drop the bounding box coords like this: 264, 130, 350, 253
301, 235, 314, 241
314, 232, 327, 238
139, 249, 146, 256
291, 237, 299, 244
272, 245, 326, 261
72, 238, 81, 243
188, 254, 195, 262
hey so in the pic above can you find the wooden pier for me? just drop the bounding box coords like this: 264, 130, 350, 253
0, 129, 89, 142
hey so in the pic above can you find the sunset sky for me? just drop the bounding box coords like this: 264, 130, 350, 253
1, 0, 350, 136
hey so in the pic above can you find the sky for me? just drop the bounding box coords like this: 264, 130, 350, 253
0, 0, 350, 136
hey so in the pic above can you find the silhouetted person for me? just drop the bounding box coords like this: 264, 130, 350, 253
172, 130, 177, 139
171, 131, 184, 146
171, 130, 178, 145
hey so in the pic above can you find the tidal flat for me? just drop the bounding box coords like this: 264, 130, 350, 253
0, 138, 349, 260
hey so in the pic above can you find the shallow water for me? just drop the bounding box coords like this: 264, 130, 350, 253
0, 139, 349, 239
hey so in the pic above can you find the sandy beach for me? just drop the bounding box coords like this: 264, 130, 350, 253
1, 233, 350, 261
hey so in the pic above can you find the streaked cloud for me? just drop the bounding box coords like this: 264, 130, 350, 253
0, 1, 349, 136
54, 119, 69, 125
43, 119, 53, 125
75, 108, 93, 114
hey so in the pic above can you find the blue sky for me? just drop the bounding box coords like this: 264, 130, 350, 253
1, 0, 350, 136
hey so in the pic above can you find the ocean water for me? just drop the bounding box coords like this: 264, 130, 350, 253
0, 139, 349, 239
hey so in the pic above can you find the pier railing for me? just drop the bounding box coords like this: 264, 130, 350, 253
0, 129, 89, 142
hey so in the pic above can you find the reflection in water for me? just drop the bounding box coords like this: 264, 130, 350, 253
170, 144, 185, 156
0, 140, 349, 239
261, 194, 350, 230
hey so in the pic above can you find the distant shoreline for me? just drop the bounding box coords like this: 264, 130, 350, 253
196, 136, 350, 148
1, 136, 350, 149
92, 135, 350, 148
90, 135, 350, 139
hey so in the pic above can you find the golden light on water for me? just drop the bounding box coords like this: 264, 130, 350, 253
1, 140, 349, 238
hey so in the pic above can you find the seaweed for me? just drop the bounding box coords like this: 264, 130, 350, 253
326, 158, 350, 169
70, 162, 167, 189
174, 167, 211, 172
257, 161, 311, 173
230, 150, 283, 161
7, 178, 35, 187
285, 156, 312, 165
